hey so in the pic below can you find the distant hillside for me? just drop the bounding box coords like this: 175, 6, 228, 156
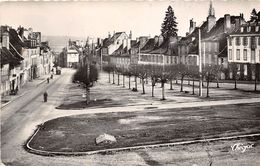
42, 35, 86, 53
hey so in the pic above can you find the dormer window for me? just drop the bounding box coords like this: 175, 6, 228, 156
247, 26, 251, 32
241, 27, 244, 32
256, 26, 259, 32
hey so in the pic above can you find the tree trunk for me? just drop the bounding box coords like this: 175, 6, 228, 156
135, 76, 137, 90
188, 79, 190, 85
146, 78, 148, 84
142, 78, 145, 94
176, 79, 178, 84
152, 84, 154, 97
140, 78, 142, 84
112, 71, 115, 84
86, 88, 90, 104
170, 79, 173, 90
206, 80, 210, 97
234, 78, 237, 90
192, 78, 195, 95
108, 72, 111, 83
123, 75, 125, 87
217, 78, 220, 88
128, 76, 131, 89
162, 82, 165, 100
180, 77, 184, 92
117, 74, 120, 85
255, 77, 257, 92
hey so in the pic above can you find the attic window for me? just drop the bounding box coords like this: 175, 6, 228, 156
241, 27, 243, 32
247, 26, 251, 32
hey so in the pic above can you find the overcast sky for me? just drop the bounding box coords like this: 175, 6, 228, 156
0, 0, 259, 39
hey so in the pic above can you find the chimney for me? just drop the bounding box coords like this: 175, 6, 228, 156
158, 35, 164, 46
2, 27, 10, 49
240, 13, 244, 19
224, 14, 231, 33
189, 19, 196, 34
154, 36, 159, 45
108, 32, 111, 38
129, 31, 132, 39
235, 18, 241, 30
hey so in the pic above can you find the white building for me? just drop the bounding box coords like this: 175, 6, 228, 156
227, 22, 260, 80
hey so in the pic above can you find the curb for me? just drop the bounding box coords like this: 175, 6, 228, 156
1, 91, 29, 109
25, 127, 260, 156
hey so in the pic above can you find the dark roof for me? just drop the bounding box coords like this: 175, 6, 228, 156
112, 44, 129, 55
1, 47, 22, 67
230, 22, 260, 35
102, 32, 126, 47
140, 38, 156, 53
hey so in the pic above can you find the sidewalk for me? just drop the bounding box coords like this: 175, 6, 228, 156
1, 74, 53, 109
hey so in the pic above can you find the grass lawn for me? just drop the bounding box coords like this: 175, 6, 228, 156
28, 103, 260, 153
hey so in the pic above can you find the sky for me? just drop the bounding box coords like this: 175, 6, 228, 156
0, 0, 259, 39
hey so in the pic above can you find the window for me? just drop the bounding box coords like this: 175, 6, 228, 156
243, 37, 248, 46
243, 49, 247, 61
236, 37, 241, 46
251, 37, 256, 46
228, 38, 232, 46
244, 65, 247, 76
229, 49, 232, 60
256, 26, 259, 32
247, 26, 251, 32
251, 50, 255, 62
236, 49, 240, 60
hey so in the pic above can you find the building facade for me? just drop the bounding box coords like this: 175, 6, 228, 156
228, 22, 260, 80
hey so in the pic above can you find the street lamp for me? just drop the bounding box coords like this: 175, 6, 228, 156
198, 27, 203, 97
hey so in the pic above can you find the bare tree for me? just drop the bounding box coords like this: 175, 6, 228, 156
188, 65, 199, 95
148, 65, 160, 97
102, 64, 113, 83
202, 65, 218, 97
130, 64, 139, 91
251, 64, 258, 92
229, 63, 239, 90
157, 65, 169, 100
137, 65, 149, 94
177, 64, 189, 92
166, 64, 178, 90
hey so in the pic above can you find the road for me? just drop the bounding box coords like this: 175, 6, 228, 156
1, 69, 73, 165
1, 68, 259, 166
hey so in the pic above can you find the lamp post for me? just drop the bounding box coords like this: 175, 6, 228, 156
199, 28, 203, 97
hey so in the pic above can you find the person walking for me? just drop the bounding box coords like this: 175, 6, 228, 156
47, 78, 50, 83
43, 92, 48, 102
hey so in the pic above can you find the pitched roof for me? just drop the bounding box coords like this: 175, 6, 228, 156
140, 38, 156, 53
102, 32, 126, 47
1, 47, 22, 67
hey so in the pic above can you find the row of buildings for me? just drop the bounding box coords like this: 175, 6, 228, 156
55, 1, 259, 81
92, 2, 259, 81
0, 26, 53, 96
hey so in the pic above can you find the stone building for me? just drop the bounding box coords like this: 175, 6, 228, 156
227, 22, 260, 80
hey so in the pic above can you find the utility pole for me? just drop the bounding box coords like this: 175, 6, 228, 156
100, 48, 103, 71
199, 28, 203, 97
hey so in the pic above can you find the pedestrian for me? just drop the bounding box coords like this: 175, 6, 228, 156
50, 74, 53, 79
47, 78, 49, 83
43, 92, 48, 102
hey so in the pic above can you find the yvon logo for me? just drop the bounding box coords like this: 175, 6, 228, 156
231, 143, 254, 153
